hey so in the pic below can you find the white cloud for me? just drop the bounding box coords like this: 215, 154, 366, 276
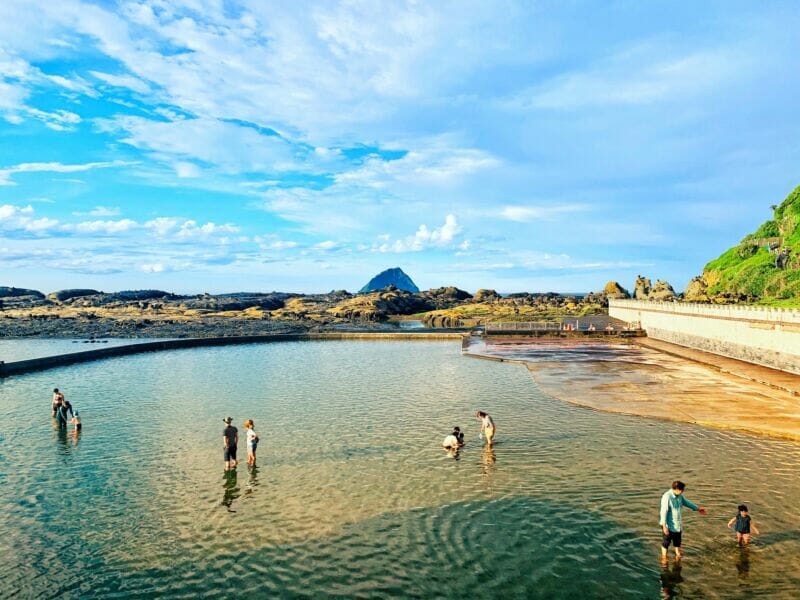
145, 217, 240, 239
174, 161, 202, 178
140, 263, 165, 273
65, 219, 138, 234
313, 240, 338, 251
0, 160, 136, 186
90, 70, 151, 94
499, 204, 588, 222
0, 203, 60, 235
374, 214, 462, 253
96, 115, 297, 174
72, 206, 121, 217
513, 43, 744, 110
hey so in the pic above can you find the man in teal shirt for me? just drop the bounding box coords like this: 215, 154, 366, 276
660, 480, 707, 560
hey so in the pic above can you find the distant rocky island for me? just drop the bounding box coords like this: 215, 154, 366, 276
360, 267, 419, 293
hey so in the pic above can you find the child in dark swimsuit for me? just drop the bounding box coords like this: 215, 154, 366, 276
727, 504, 760, 545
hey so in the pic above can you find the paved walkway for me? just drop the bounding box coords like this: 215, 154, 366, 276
635, 338, 800, 396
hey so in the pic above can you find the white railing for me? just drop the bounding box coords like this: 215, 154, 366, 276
609, 299, 800, 324
485, 321, 562, 332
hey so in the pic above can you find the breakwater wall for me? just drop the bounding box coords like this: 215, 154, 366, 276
609, 299, 800, 374
0, 332, 465, 378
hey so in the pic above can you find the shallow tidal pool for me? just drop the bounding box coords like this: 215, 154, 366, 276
0, 340, 798, 598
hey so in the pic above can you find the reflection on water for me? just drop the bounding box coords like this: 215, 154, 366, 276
221, 470, 240, 512
660, 561, 683, 598
0, 340, 799, 598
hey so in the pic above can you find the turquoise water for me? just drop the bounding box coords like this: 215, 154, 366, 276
0, 338, 171, 363
0, 340, 799, 598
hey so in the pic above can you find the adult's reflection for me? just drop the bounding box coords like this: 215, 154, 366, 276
221, 469, 240, 512
659, 560, 683, 599
480, 445, 496, 493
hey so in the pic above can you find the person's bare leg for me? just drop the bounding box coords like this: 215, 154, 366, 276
742, 534, 750, 546
674, 548, 682, 560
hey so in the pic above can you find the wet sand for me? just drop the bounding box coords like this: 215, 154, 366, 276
468, 338, 800, 440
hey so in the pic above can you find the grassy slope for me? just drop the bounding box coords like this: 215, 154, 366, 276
703, 184, 800, 306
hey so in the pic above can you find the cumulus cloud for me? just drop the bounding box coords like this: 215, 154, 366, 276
144, 217, 240, 239
0, 203, 59, 235
374, 214, 463, 253
64, 219, 138, 235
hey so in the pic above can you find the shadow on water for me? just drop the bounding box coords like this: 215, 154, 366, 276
221, 469, 240, 512
91, 496, 657, 598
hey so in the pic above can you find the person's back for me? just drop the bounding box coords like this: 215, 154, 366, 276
443, 426, 464, 449
442, 433, 459, 449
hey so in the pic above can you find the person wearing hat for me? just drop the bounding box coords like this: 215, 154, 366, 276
222, 417, 238, 470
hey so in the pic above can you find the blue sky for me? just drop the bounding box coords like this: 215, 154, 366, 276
1, 0, 799, 294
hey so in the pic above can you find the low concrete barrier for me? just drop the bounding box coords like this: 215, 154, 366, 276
0, 332, 466, 378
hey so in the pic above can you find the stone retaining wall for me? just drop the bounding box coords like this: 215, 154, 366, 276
609, 299, 800, 374
0, 332, 465, 378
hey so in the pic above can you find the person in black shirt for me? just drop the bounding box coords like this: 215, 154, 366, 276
223, 417, 238, 470
727, 504, 760, 545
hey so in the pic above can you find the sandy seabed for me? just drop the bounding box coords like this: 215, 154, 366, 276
468, 337, 800, 440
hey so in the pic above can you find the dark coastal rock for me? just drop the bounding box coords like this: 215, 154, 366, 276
48, 289, 101, 303
360, 267, 420, 293
0, 286, 45, 299
420, 287, 472, 308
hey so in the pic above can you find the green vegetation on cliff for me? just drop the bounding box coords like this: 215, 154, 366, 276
696, 185, 800, 305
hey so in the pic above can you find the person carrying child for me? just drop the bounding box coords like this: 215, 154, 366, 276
727, 504, 759, 546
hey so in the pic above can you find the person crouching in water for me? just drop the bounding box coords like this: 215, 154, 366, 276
476, 411, 496, 446
244, 419, 259, 466
442, 426, 465, 450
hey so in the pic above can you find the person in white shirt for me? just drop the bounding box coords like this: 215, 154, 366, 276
442, 426, 465, 450
243, 419, 259, 466
476, 411, 496, 446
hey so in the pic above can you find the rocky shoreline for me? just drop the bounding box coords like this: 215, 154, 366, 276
0, 284, 613, 338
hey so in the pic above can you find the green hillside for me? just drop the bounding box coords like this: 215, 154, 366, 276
693, 184, 800, 306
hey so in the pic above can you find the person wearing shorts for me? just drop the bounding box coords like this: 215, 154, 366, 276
727, 504, 759, 546
223, 417, 238, 470
659, 480, 707, 560
244, 419, 259, 466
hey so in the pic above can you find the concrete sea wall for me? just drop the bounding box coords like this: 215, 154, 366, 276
0, 332, 465, 378
609, 299, 800, 374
